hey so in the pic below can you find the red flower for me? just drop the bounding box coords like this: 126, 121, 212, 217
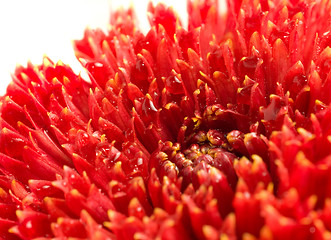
1, 0, 331, 239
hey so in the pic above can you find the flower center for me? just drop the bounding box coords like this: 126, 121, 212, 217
149, 129, 239, 191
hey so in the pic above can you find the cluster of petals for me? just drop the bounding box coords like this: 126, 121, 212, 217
1, 0, 331, 239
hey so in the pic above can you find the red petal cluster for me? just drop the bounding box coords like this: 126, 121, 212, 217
1, 0, 331, 239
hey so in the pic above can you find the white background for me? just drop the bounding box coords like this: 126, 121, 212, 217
0, 0, 187, 95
